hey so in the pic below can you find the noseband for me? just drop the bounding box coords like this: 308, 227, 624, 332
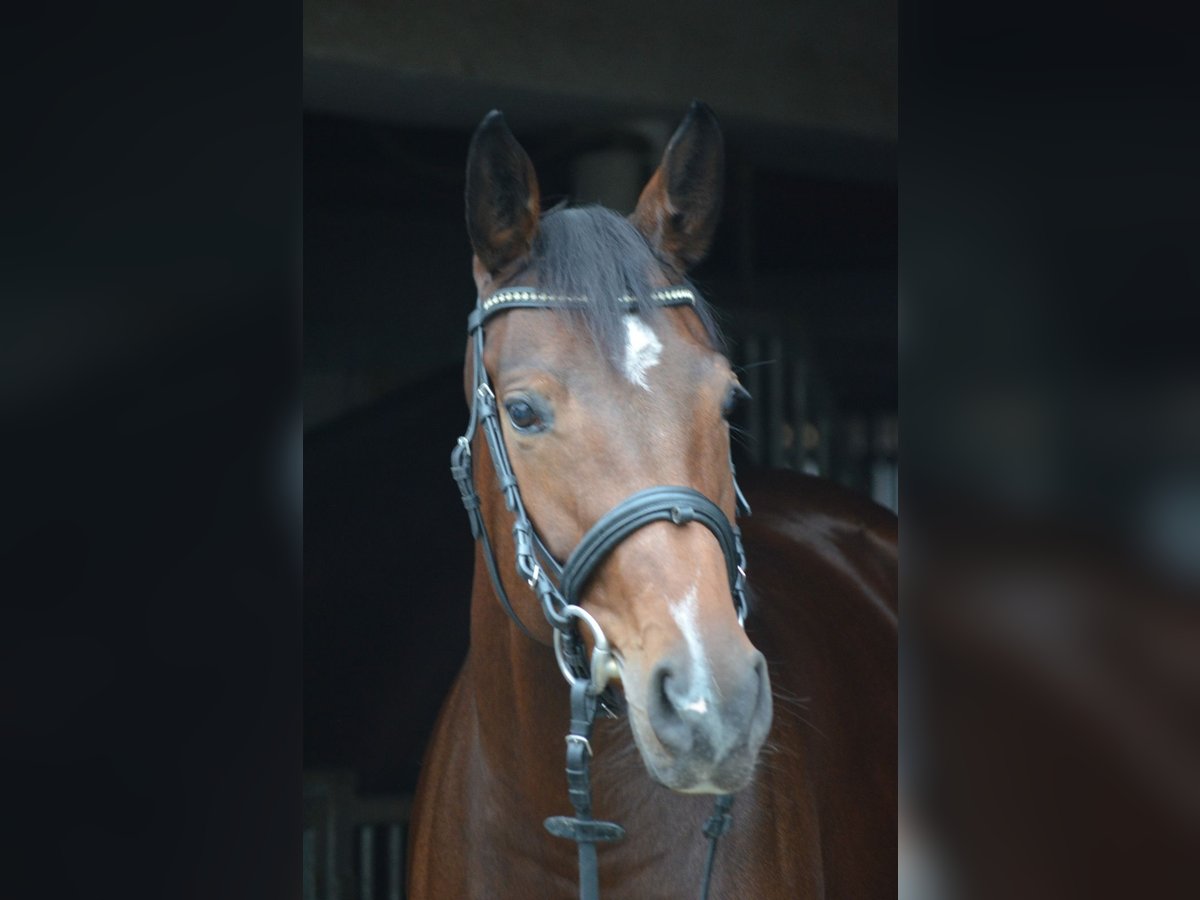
449, 284, 751, 900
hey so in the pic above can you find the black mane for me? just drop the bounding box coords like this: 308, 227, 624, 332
529, 206, 723, 362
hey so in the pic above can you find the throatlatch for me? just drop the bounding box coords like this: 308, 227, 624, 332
450, 285, 749, 899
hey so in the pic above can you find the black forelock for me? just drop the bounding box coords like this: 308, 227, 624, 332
529, 206, 723, 362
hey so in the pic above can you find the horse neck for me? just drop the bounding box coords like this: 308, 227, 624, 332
464, 543, 577, 792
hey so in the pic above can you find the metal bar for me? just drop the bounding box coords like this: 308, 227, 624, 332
871, 459, 898, 512
360, 825, 375, 900
818, 408, 833, 478
303, 828, 317, 900
387, 824, 403, 900
767, 336, 785, 468
737, 160, 756, 296
743, 335, 762, 466
790, 357, 807, 471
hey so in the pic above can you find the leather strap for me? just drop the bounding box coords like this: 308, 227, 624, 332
544, 680, 625, 900
559, 486, 742, 606
699, 794, 735, 900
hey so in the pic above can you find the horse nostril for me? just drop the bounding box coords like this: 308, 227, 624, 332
659, 669, 674, 710
654, 663, 685, 716
656, 662, 700, 716
648, 661, 693, 753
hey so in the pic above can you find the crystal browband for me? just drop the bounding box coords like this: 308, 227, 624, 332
469, 285, 697, 333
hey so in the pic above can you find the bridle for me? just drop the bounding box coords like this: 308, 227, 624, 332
449, 284, 752, 900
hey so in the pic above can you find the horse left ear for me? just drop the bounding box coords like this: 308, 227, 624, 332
465, 110, 541, 277
631, 100, 725, 271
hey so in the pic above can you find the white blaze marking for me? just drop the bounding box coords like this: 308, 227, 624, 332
669, 586, 712, 713
623, 316, 662, 391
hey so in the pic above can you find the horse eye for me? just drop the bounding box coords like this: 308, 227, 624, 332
505, 398, 546, 433
722, 384, 751, 419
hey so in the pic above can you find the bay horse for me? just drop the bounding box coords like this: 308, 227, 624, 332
409, 102, 897, 899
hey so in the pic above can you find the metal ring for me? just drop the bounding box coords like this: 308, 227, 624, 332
562, 604, 609, 653
553, 605, 619, 694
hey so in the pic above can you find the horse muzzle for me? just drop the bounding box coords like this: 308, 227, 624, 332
631, 645, 773, 794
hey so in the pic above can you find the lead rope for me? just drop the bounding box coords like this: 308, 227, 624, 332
544, 679, 626, 900
700, 794, 734, 900
544, 677, 736, 900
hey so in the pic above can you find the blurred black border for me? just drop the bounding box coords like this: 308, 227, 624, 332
903, 0, 1200, 896
1, 1, 300, 898
3, 0, 1197, 896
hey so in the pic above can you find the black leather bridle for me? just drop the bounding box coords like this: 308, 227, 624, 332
449, 284, 751, 900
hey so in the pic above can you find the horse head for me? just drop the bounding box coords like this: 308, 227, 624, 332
462, 102, 772, 795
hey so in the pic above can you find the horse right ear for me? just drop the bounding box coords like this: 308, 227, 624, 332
465, 110, 541, 277
631, 100, 725, 272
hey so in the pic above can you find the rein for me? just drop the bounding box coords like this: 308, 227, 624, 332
450, 284, 751, 900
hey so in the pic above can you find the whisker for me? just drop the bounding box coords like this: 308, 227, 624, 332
771, 686, 813, 708
728, 423, 751, 438
728, 424, 756, 452
735, 358, 779, 372
770, 687, 828, 741
772, 706, 828, 741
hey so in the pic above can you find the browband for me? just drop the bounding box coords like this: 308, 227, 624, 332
467, 285, 698, 334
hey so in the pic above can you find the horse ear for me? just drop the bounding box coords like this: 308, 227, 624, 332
631, 100, 725, 271
465, 110, 541, 276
